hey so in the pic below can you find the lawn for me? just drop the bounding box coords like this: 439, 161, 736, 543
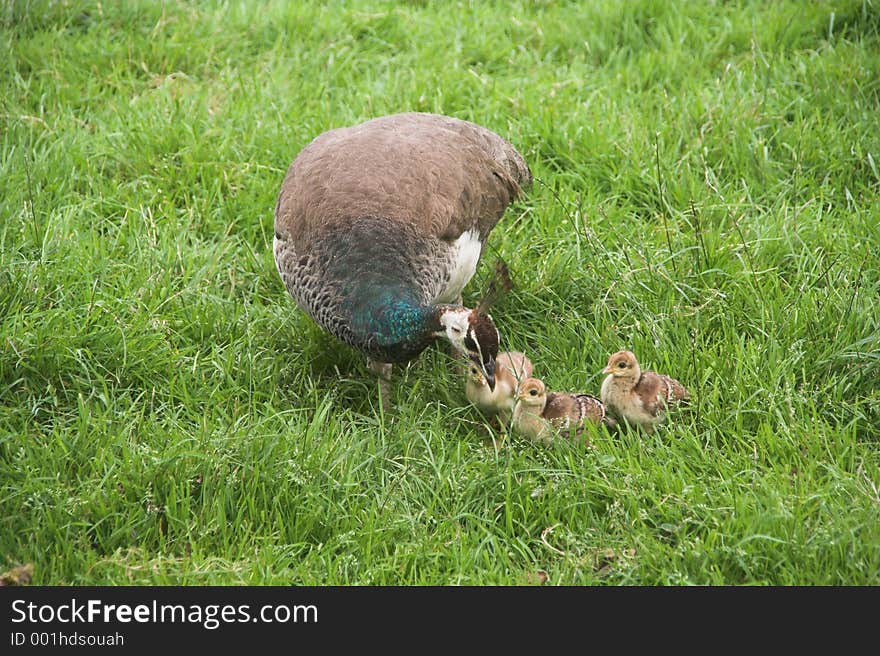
1, 0, 879, 585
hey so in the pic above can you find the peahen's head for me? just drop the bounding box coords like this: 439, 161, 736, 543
438, 308, 499, 391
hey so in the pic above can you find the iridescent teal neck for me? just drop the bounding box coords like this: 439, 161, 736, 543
349, 290, 444, 361
375, 296, 438, 348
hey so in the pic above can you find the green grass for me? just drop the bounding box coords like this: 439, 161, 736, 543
2, 0, 879, 585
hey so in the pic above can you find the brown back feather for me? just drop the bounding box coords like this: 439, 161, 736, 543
275, 113, 532, 251
633, 372, 665, 417
573, 394, 607, 424
659, 374, 690, 403
497, 351, 533, 384
635, 371, 690, 417
542, 392, 573, 425
542, 392, 607, 439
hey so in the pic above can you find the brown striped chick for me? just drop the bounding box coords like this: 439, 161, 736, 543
466, 351, 533, 426
512, 377, 613, 445
600, 350, 689, 433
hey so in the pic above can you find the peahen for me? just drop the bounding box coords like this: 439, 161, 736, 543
273, 112, 531, 398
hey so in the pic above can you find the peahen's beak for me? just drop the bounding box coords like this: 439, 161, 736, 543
481, 356, 496, 392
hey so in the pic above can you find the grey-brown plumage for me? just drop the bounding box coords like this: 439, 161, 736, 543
600, 350, 689, 433
275, 112, 530, 249
273, 113, 531, 393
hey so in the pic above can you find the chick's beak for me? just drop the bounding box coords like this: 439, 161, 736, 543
602, 365, 614, 374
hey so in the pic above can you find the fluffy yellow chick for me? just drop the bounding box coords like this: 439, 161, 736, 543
600, 350, 689, 433
513, 377, 612, 445
466, 351, 533, 425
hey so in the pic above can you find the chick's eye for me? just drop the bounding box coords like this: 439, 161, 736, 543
617, 362, 627, 368
470, 367, 478, 375
529, 389, 538, 396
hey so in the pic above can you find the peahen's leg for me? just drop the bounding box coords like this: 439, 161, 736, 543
367, 358, 393, 408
